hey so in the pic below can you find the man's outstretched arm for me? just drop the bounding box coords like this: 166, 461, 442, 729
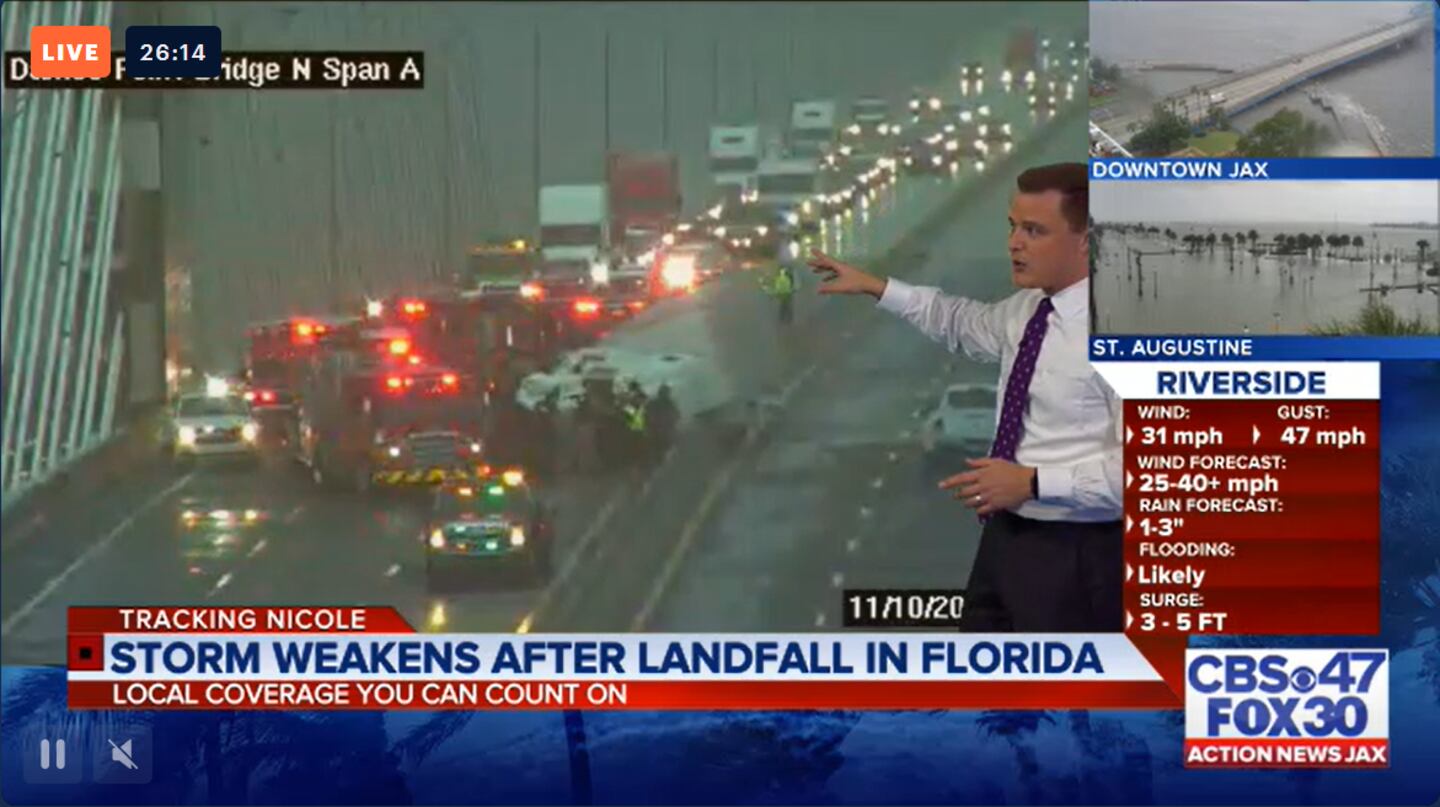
806, 249, 1009, 362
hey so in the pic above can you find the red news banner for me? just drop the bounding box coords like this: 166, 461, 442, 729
1122, 399, 1380, 637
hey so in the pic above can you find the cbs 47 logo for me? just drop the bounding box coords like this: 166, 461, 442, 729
1185, 649, 1389, 739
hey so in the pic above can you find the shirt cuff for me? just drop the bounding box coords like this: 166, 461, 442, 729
1035, 466, 1074, 503
876, 277, 914, 312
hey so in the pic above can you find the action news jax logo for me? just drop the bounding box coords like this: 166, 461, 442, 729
1184, 649, 1390, 769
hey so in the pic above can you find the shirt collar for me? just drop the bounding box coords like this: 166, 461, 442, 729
1046, 277, 1089, 322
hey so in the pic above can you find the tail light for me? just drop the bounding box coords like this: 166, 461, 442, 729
388, 338, 411, 356
401, 299, 428, 316
385, 376, 405, 391
572, 299, 601, 317
628, 300, 647, 311
441, 373, 458, 387
261, 390, 277, 403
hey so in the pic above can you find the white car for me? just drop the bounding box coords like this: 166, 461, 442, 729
516, 347, 728, 421
919, 383, 997, 455
170, 394, 260, 461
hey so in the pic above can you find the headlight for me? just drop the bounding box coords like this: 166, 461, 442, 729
978, 124, 989, 137
960, 110, 973, 123
928, 97, 941, 111
756, 226, 769, 237
469, 441, 483, 454
714, 226, 727, 238
945, 140, 959, 152
839, 145, 852, 156
387, 445, 402, 458
178, 425, 197, 446
590, 262, 610, 285
241, 422, 259, 442
785, 212, 799, 226
662, 233, 675, 246
429, 529, 446, 549
846, 124, 861, 135
1001, 69, 1013, 83
801, 200, 813, 215
931, 155, 943, 166
509, 524, 526, 547
211, 509, 234, 524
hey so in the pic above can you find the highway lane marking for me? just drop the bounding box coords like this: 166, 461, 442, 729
888, 451, 899, 463
831, 571, 845, 589
630, 364, 819, 631
282, 505, 305, 524
814, 611, 827, 628
846, 537, 860, 554
207, 572, 233, 598
871, 476, 885, 490
247, 538, 268, 559
2, 472, 195, 638
384, 563, 401, 578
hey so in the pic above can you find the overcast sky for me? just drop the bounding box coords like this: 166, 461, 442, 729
1093, 181, 1439, 224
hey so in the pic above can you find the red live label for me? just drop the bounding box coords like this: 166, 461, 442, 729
29, 26, 112, 78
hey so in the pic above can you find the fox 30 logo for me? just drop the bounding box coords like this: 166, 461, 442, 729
1184, 649, 1390, 769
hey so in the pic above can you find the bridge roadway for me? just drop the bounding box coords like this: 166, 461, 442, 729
1096, 14, 1427, 143
0, 92, 1082, 663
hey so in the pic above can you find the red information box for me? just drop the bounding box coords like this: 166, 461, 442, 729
1121, 399, 1380, 637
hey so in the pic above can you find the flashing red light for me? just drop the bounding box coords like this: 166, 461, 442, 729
401, 299, 428, 316
315, 324, 328, 335
572, 298, 601, 316
260, 390, 277, 403
293, 321, 316, 339
388, 337, 411, 356
244, 390, 256, 402
385, 376, 405, 391
520, 282, 544, 300
441, 373, 459, 387
407, 354, 422, 366
627, 300, 647, 311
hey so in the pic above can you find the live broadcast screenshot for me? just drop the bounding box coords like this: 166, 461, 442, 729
0, 0, 1437, 804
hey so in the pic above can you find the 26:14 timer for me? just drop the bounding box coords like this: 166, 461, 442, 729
137, 43, 207, 62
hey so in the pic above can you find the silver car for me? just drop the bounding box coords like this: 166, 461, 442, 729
920, 382, 998, 456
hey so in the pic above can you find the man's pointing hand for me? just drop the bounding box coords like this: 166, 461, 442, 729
806, 249, 887, 298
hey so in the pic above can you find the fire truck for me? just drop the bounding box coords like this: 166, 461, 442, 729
364, 287, 564, 403
293, 346, 489, 492
243, 315, 360, 440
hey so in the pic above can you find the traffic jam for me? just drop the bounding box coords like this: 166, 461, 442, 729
157, 29, 1082, 599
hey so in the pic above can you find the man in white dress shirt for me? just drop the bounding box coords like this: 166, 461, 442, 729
806, 163, 1123, 632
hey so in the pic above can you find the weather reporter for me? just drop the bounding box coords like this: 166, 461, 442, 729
806, 162, 1123, 632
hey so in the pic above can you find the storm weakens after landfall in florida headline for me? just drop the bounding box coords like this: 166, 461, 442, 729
104, 639, 1107, 677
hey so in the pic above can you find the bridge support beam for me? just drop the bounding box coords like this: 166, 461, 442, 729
112, 1, 168, 416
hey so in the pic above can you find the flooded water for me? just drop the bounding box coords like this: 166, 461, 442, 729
1092, 221, 1440, 334
1090, 1, 1435, 156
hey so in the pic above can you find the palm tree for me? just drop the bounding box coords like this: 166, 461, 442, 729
1352, 235, 1365, 257
1418, 239, 1431, 268
1247, 229, 1259, 252
1205, 232, 1216, 252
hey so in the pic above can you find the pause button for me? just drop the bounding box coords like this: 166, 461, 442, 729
39, 739, 67, 770
23, 731, 81, 784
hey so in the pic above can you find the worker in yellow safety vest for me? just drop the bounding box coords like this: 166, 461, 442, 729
763, 264, 797, 324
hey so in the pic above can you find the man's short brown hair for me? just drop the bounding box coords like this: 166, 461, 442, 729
1016, 162, 1087, 233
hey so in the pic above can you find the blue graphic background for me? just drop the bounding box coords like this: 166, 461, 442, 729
1, 363, 1437, 805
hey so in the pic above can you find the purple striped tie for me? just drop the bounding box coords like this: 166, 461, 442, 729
990, 297, 1053, 462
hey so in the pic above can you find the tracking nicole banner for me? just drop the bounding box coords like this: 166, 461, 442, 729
66, 607, 1179, 711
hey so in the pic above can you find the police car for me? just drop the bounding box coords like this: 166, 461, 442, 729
168, 384, 261, 465
423, 472, 554, 590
